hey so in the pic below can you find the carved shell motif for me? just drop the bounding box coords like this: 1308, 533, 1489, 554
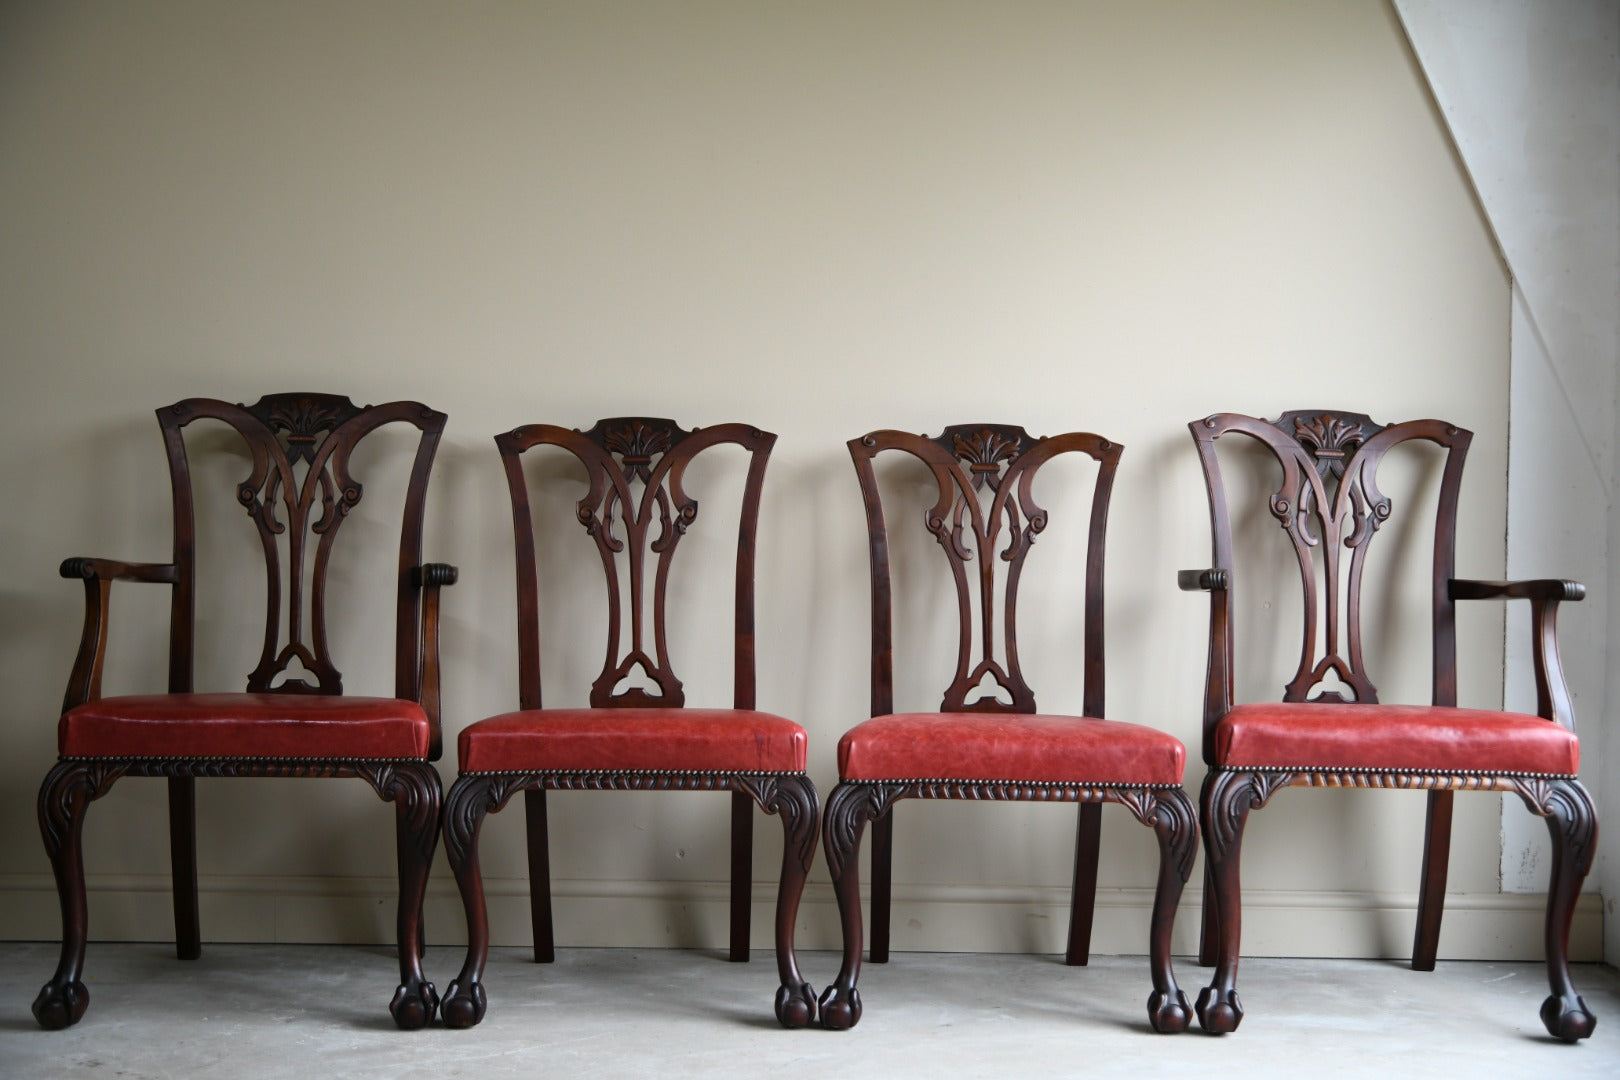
254, 394, 362, 464
603, 419, 676, 481
1292, 413, 1368, 485
950, 427, 1025, 491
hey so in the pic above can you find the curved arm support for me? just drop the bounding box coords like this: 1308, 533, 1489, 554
58, 558, 179, 712
411, 562, 458, 760
1451, 577, 1584, 730
1179, 568, 1233, 762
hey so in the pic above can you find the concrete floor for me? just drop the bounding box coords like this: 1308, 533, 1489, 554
1, 944, 1617, 1078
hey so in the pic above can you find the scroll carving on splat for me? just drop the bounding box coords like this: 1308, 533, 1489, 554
1193, 409, 1470, 710
159, 393, 444, 700
928, 425, 1043, 714
1263, 410, 1390, 705
853, 424, 1120, 719
578, 417, 695, 708
498, 417, 775, 713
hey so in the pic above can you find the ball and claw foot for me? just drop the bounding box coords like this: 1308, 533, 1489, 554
1148, 989, 1192, 1034
388, 978, 439, 1031
32, 980, 89, 1030
440, 978, 487, 1030
1195, 986, 1242, 1034
774, 981, 817, 1029
1540, 994, 1595, 1042
817, 983, 862, 1031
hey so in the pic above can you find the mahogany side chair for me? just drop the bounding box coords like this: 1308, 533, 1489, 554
1182, 409, 1596, 1041
33, 394, 455, 1031
439, 417, 819, 1029
818, 424, 1197, 1033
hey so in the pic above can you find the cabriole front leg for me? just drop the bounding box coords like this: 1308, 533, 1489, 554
1140, 788, 1196, 1033
1511, 778, 1597, 1042
738, 773, 820, 1028
361, 762, 442, 1030
441, 774, 519, 1029
817, 781, 898, 1030
33, 760, 123, 1030
1196, 769, 1263, 1035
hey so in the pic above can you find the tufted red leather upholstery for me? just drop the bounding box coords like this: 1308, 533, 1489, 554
1213, 702, 1580, 775
60, 693, 432, 759
838, 712, 1185, 785
458, 708, 808, 773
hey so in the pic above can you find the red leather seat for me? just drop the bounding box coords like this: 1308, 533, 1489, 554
1213, 703, 1579, 776
839, 712, 1185, 786
60, 693, 431, 760
458, 708, 807, 773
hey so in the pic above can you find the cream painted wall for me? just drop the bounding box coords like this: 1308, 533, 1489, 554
1, 1, 1589, 959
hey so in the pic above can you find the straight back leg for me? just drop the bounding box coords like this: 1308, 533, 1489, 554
729, 790, 754, 962
1411, 789, 1453, 971
524, 789, 555, 963
168, 777, 201, 961
1198, 860, 1219, 967
869, 810, 893, 963
1065, 801, 1102, 966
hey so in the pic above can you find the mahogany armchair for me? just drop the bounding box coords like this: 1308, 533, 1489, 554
33, 394, 454, 1031
439, 418, 819, 1029
818, 424, 1197, 1033
1183, 409, 1596, 1041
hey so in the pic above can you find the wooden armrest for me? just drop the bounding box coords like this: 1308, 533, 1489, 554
1450, 578, 1584, 603
59, 556, 178, 712
60, 557, 178, 584
412, 562, 459, 588
1451, 578, 1583, 730
1178, 568, 1230, 591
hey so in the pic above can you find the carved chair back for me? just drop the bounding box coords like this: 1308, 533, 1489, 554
158, 394, 446, 717
850, 424, 1121, 719
496, 417, 775, 712
1188, 410, 1472, 749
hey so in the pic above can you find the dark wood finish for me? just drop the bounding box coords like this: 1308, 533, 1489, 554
441, 418, 820, 1029
1411, 789, 1453, 971
819, 780, 1196, 1033
1184, 409, 1597, 1040
729, 790, 754, 963
444, 770, 819, 1029
868, 812, 893, 964
32, 394, 453, 1031
523, 789, 555, 963
821, 424, 1195, 1033
1066, 801, 1103, 966
167, 777, 201, 960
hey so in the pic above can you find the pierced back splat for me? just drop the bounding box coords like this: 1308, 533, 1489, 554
1190, 410, 1470, 709
158, 394, 446, 701
497, 417, 775, 712
850, 424, 1122, 718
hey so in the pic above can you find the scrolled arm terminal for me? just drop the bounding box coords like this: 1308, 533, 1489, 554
1178, 568, 1230, 592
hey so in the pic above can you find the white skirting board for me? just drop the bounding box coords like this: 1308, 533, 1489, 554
0, 874, 1601, 961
